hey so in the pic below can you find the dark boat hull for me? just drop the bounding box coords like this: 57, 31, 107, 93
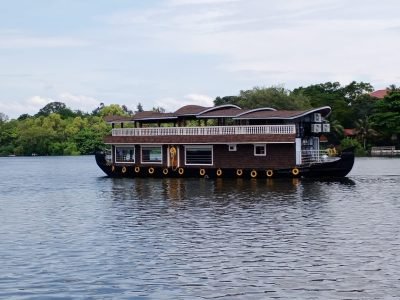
95, 148, 355, 179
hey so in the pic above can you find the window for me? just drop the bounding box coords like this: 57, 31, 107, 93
115, 146, 135, 163
254, 144, 266, 156
185, 146, 213, 165
228, 144, 237, 151
141, 146, 162, 164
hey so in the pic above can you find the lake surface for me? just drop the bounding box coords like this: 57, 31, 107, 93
1, 156, 400, 299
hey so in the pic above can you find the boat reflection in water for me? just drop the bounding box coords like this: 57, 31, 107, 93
106, 177, 355, 210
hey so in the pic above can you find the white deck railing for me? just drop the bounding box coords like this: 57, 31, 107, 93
300, 150, 340, 165
112, 125, 296, 136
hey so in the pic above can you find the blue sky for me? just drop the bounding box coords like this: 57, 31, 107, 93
1, 0, 400, 118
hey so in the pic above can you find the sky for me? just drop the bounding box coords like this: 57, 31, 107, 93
1, 0, 400, 118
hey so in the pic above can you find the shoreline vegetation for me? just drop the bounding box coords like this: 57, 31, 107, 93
1, 81, 399, 157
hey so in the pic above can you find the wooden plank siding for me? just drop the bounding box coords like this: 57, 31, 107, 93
212, 144, 295, 169
113, 143, 295, 170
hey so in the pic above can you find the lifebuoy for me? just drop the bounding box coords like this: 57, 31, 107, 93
163, 168, 169, 175
292, 168, 299, 176
236, 169, 243, 176
122, 166, 127, 173
134, 166, 140, 173
266, 169, 273, 177
199, 169, 206, 176
148, 167, 155, 174
216, 168, 222, 176
251, 170, 257, 178
178, 167, 184, 175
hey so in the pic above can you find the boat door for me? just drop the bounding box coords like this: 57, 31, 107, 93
168, 145, 179, 169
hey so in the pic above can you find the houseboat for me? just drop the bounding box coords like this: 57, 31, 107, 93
95, 104, 354, 179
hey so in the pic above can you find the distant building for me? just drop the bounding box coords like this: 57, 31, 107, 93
344, 128, 356, 137
370, 89, 388, 99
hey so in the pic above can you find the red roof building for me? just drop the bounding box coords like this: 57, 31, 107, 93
370, 89, 388, 99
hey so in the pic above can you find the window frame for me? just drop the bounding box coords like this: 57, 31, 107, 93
228, 144, 237, 152
141, 145, 163, 164
114, 146, 136, 163
184, 145, 213, 166
254, 144, 266, 156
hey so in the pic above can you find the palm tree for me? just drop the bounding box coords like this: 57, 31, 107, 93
330, 119, 344, 141
354, 116, 377, 150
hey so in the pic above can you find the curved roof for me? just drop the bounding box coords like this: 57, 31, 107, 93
234, 107, 277, 118
197, 104, 242, 118
174, 105, 208, 116
105, 105, 332, 123
104, 115, 135, 123
133, 111, 177, 121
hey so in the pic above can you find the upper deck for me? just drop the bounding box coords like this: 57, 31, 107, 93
111, 124, 295, 137
104, 104, 331, 144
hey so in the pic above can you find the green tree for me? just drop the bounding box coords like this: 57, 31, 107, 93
16, 118, 56, 155
293, 81, 374, 128
214, 96, 240, 106
0, 119, 17, 155
17, 114, 31, 121
343, 81, 374, 105
329, 119, 344, 144
98, 104, 129, 117
215, 86, 311, 110
0, 112, 8, 123
136, 103, 144, 112
152, 106, 166, 113
372, 89, 400, 145
36, 102, 75, 118
340, 137, 366, 156
354, 116, 377, 150
73, 116, 110, 154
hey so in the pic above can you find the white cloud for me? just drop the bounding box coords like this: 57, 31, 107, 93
59, 93, 100, 112
2, 0, 400, 119
0, 96, 50, 118
168, 0, 239, 6
0, 32, 89, 49
155, 93, 214, 112
184, 93, 214, 105
27, 96, 50, 106
0, 93, 102, 119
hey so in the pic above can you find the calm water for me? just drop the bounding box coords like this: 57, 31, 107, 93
1, 156, 400, 299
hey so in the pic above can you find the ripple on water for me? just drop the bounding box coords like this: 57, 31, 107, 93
1, 156, 400, 299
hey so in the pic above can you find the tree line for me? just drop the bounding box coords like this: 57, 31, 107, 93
215, 82, 400, 155
0, 81, 399, 156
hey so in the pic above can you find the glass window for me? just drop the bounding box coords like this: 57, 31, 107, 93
115, 146, 135, 163
228, 144, 237, 151
185, 146, 213, 165
254, 144, 266, 156
141, 146, 162, 163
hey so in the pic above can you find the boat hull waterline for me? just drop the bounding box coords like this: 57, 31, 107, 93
95, 148, 355, 179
